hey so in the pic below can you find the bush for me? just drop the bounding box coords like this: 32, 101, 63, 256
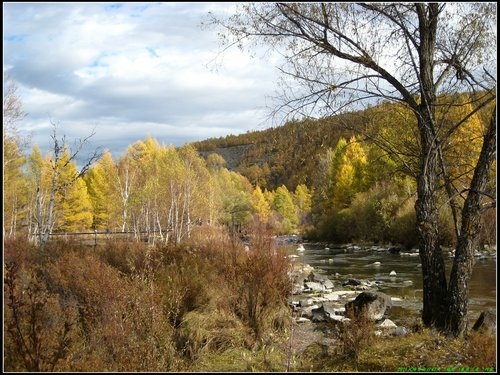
4, 226, 293, 372
230, 229, 292, 340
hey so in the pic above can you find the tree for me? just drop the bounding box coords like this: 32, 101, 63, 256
3, 76, 28, 237
272, 185, 298, 234
84, 151, 122, 230
54, 149, 93, 232
293, 183, 312, 227
206, 152, 227, 170
209, 3, 496, 336
35, 123, 102, 249
252, 185, 272, 224
330, 136, 368, 209
26, 145, 45, 241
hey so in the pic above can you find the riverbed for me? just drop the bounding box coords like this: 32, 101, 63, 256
286, 242, 496, 326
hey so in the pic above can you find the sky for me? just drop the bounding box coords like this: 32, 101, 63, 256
3, 2, 283, 163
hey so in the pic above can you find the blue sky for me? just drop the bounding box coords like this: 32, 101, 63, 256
3, 2, 282, 161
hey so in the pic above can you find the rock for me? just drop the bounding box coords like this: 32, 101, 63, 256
392, 326, 408, 336
472, 308, 496, 336
389, 270, 397, 276
345, 291, 392, 321
291, 283, 304, 295
299, 298, 314, 307
372, 261, 381, 266
304, 281, 325, 293
311, 305, 329, 322
310, 303, 349, 323
307, 272, 329, 283
300, 304, 320, 319
295, 317, 311, 324
379, 318, 397, 329
329, 315, 349, 322
342, 278, 361, 287
322, 278, 335, 289
389, 246, 401, 254
321, 292, 339, 302
289, 300, 301, 311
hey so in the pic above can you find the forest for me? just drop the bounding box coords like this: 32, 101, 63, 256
4, 88, 496, 371
4, 2, 497, 370
5, 93, 495, 249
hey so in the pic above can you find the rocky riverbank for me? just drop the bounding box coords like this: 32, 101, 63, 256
287, 260, 409, 337
285, 242, 496, 356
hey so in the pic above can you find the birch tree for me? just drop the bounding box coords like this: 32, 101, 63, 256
3, 76, 28, 237
36, 123, 102, 249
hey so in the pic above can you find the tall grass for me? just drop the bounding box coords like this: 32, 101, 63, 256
4, 225, 293, 372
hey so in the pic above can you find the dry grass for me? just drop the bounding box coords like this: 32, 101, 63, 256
295, 322, 497, 372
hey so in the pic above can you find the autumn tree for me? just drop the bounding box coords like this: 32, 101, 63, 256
214, 168, 254, 235
35, 123, 102, 249
293, 183, 312, 228
331, 136, 368, 209
272, 185, 299, 234
84, 151, 122, 230
252, 185, 272, 224
209, 3, 497, 336
54, 149, 93, 232
3, 76, 28, 237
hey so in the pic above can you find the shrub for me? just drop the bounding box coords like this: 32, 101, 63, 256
463, 330, 496, 369
333, 313, 376, 364
4, 262, 80, 372
231, 229, 292, 341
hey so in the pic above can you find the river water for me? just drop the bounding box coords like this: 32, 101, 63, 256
286, 242, 497, 326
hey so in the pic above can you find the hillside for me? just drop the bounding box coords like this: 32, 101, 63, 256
191, 115, 357, 190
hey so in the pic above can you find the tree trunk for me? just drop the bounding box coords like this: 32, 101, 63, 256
446, 106, 496, 337
415, 140, 449, 329
414, 3, 449, 330
40, 168, 58, 250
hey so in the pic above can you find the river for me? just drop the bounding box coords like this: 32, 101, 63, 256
286, 241, 497, 326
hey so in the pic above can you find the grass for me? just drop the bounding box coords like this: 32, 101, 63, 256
294, 322, 497, 372
4, 232, 496, 372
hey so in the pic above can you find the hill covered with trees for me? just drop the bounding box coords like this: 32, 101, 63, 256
191, 115, 356, 191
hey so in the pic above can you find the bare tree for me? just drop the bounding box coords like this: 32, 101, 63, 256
3, 75, 27, 134
35, 122, 102, 249
207, 3, 496, 337
3, 76, 28, 237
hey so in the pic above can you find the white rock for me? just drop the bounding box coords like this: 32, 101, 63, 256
322, 292, 340, 302
379, 319, 397, 329
389, 270, 397, 276
296, 317, 311, 323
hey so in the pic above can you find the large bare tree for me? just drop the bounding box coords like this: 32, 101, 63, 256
207, 3, 496, 336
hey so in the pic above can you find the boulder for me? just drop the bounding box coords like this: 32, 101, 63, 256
472, 308, 496, 336
311, 303, 348, 323
345, 291, 392, 321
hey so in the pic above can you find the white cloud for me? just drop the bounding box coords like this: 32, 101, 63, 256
4, 2, 282, 160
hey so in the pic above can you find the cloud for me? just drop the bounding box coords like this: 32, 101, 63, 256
4, 2, 280, 161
